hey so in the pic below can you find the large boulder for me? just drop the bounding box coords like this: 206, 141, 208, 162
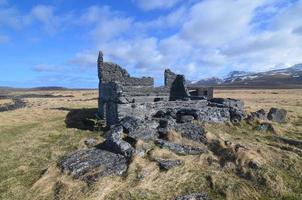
267, 108, 287, 123
120, 117, 159, 141
173, 192, 212, 200
127, 120, 159, 141
155, 139, 206, 155
59, 148, 128, 182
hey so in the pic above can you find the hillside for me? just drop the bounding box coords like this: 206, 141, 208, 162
194, 64, 302, 88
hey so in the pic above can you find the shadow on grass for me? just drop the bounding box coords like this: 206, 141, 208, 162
51, 107, 106, 131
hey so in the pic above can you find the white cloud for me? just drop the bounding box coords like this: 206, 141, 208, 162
63, 0, 302, 82
28, 5, 60, 35
134, 0, 181, 11
68, 51, 97, 68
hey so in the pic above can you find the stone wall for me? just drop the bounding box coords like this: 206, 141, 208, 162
117, 100, 232, 123
164, 69, 177, 88
98, 52, 154, 87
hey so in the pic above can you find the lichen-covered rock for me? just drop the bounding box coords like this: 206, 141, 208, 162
174, 123, 207, 144
267, 108, 287, 123
229, 107, 245, 123
105, 125, 123, 140
127, 120, 159, 141
173, 192, 212, 200
251, 109, 267, 120
120, 116, 140, 133
59, 148, 128, 182
101, 125, 134, 159
100, 139, 134, 159
155, 139, 206, 155
120, 117, 159, 141
155, 159, 183, 170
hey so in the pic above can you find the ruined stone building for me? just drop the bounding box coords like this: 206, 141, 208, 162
97, 51, 215, 126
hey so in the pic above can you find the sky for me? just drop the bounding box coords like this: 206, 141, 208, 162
0, 0, 302, 88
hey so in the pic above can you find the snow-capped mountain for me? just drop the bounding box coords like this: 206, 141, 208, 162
194, 77, 223, 85
192, 64, 302, 88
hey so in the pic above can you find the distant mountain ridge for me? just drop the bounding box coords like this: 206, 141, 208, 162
193, 64, 302, 88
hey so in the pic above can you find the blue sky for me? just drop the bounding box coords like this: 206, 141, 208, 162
0, 0, 302, 88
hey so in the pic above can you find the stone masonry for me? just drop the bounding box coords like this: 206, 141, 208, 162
97, 51, 231, 127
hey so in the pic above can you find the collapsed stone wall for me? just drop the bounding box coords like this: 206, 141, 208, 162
98, 52, 154, 87
117, 98, 244, 124
97, 51, 218, 126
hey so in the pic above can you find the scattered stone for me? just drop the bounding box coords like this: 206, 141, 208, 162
0, 98, 27, 112
100, 125, 134, 159
127, 120, 159, 141
157, 118, 176, 139
155, 139, 206, 155
84, 138, 97, 147
153, 110, 166, 118
105, 125, 123, 140
173, 192, 212, 200
120, 116, 140, 133
155, 159, 183, 170
251, 109, 267, 120
267, 108, 287, 123
256, 122, 275, 132
59, 148, 128, 182
229, 108, 245, 123
174, 123, 207, 144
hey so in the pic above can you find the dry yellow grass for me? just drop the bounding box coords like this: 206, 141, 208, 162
0, 89, 302, 200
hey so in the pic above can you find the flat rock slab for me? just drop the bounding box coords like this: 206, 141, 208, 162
59, 148, 128, 182
155, 159, 183, 170
173, 192, 212, 200
155, 139, 206, 155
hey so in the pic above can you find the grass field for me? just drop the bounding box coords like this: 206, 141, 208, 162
0, 89, 301, 200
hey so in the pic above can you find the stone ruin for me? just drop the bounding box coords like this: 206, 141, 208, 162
97, 51, 217, 127
59, 50, 287, 194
